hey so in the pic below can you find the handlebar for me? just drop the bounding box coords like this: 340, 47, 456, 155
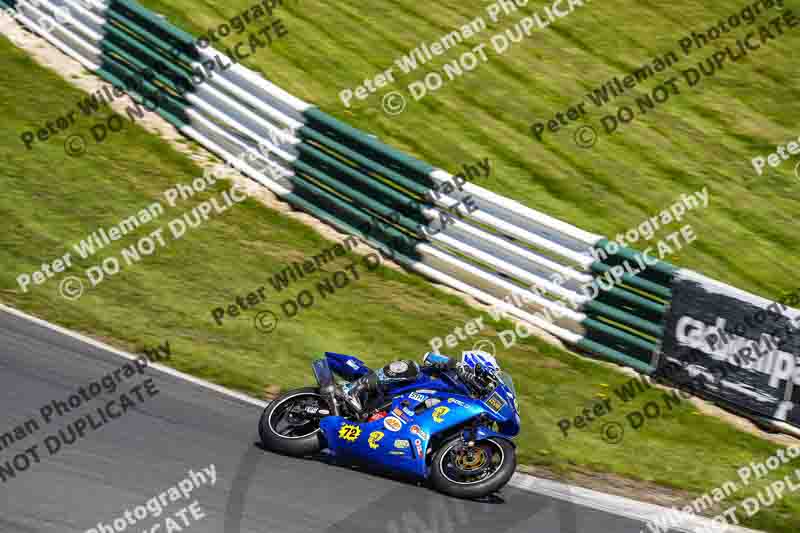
428, 356, 497, 397
455, 363, 497, 397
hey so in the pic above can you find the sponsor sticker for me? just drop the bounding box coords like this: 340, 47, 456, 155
447, 397, 467, 407
402, 407, 416, 417
415, 389, 437, 394
432, 406, 450, 423
392, 408, 411, 423
346, 360, 360, 370
368, 431, 384, 449
409, 392, 428, 402
389, 451, 406, 456
384, 416, 403, 432
414, 439, 424, 457
410, 425, 429, 440
486, 392, 507, 413
338, 424, 362, 442
394, 439, 410, 449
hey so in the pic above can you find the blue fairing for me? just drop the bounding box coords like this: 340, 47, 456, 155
463, 424, 519, 447
319, 380, 520, 479
315, 352, 521, 481
320, 390, 480, 478
324, 352, 371, 380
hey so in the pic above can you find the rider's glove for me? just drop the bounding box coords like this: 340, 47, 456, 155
422, 351, 452, 370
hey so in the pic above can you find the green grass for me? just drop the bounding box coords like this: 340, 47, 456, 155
1, 4, 799, 531
140, 0, 800, 301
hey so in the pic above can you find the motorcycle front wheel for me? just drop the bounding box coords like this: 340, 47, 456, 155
258, 387, 329, 457
430, 437, 516, 499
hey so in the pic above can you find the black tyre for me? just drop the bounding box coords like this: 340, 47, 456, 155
259, 387, 328, 457
430, 437, 516, 499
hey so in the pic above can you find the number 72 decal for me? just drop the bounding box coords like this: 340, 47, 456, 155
338, 424, 362, 442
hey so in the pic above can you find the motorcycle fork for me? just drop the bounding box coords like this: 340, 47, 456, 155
460, 414, 490, 448
321, 387, 340, 417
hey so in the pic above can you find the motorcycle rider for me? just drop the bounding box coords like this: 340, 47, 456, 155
341, 352, 455, 418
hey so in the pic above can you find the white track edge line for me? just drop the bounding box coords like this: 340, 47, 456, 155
508, 474, 761, 533
0, 303, 268, 409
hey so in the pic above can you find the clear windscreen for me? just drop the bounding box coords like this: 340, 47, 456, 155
499, 371, 516, 397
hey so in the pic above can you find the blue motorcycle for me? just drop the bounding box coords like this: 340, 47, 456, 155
258, 350, 521, 499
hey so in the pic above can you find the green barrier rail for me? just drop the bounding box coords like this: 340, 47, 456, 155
105, 6, 197, 65
304, 108, 437, 188
596, 286, 666, 318
288, 171, 422, 259
583, 318, 659, 354
595, 239, 678, 278
576, 338, 655, 374
110, 0, 197, 52
584, 300, 663, 338
102, 23, 195, 90
294, 143, 429, 224
100, 38, 188, 104
300, 127, 432, 199
100, 55, 189, 120
590, 262, 672, 300
281, 190, 420, 271
292, 159, 423, 236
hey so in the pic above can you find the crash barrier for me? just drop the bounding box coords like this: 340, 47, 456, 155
6, 0, 796, 434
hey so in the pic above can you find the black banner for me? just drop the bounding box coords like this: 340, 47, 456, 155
659, 270, 800, 428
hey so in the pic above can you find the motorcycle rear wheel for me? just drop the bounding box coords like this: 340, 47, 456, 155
430, 437, 516, 499
259, 387, 329, 457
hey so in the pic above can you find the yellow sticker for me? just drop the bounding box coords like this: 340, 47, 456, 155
368, 431, 385, 449
338, 424, 362, 442
486, 393, 507, 412
487, 397, 504, 411
432, 406, 450, 423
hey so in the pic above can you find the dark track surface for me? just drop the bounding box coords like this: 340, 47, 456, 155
0, 309, 666, 533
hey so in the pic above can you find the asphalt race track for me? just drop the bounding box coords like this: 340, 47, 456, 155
0, 308, 671, 533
